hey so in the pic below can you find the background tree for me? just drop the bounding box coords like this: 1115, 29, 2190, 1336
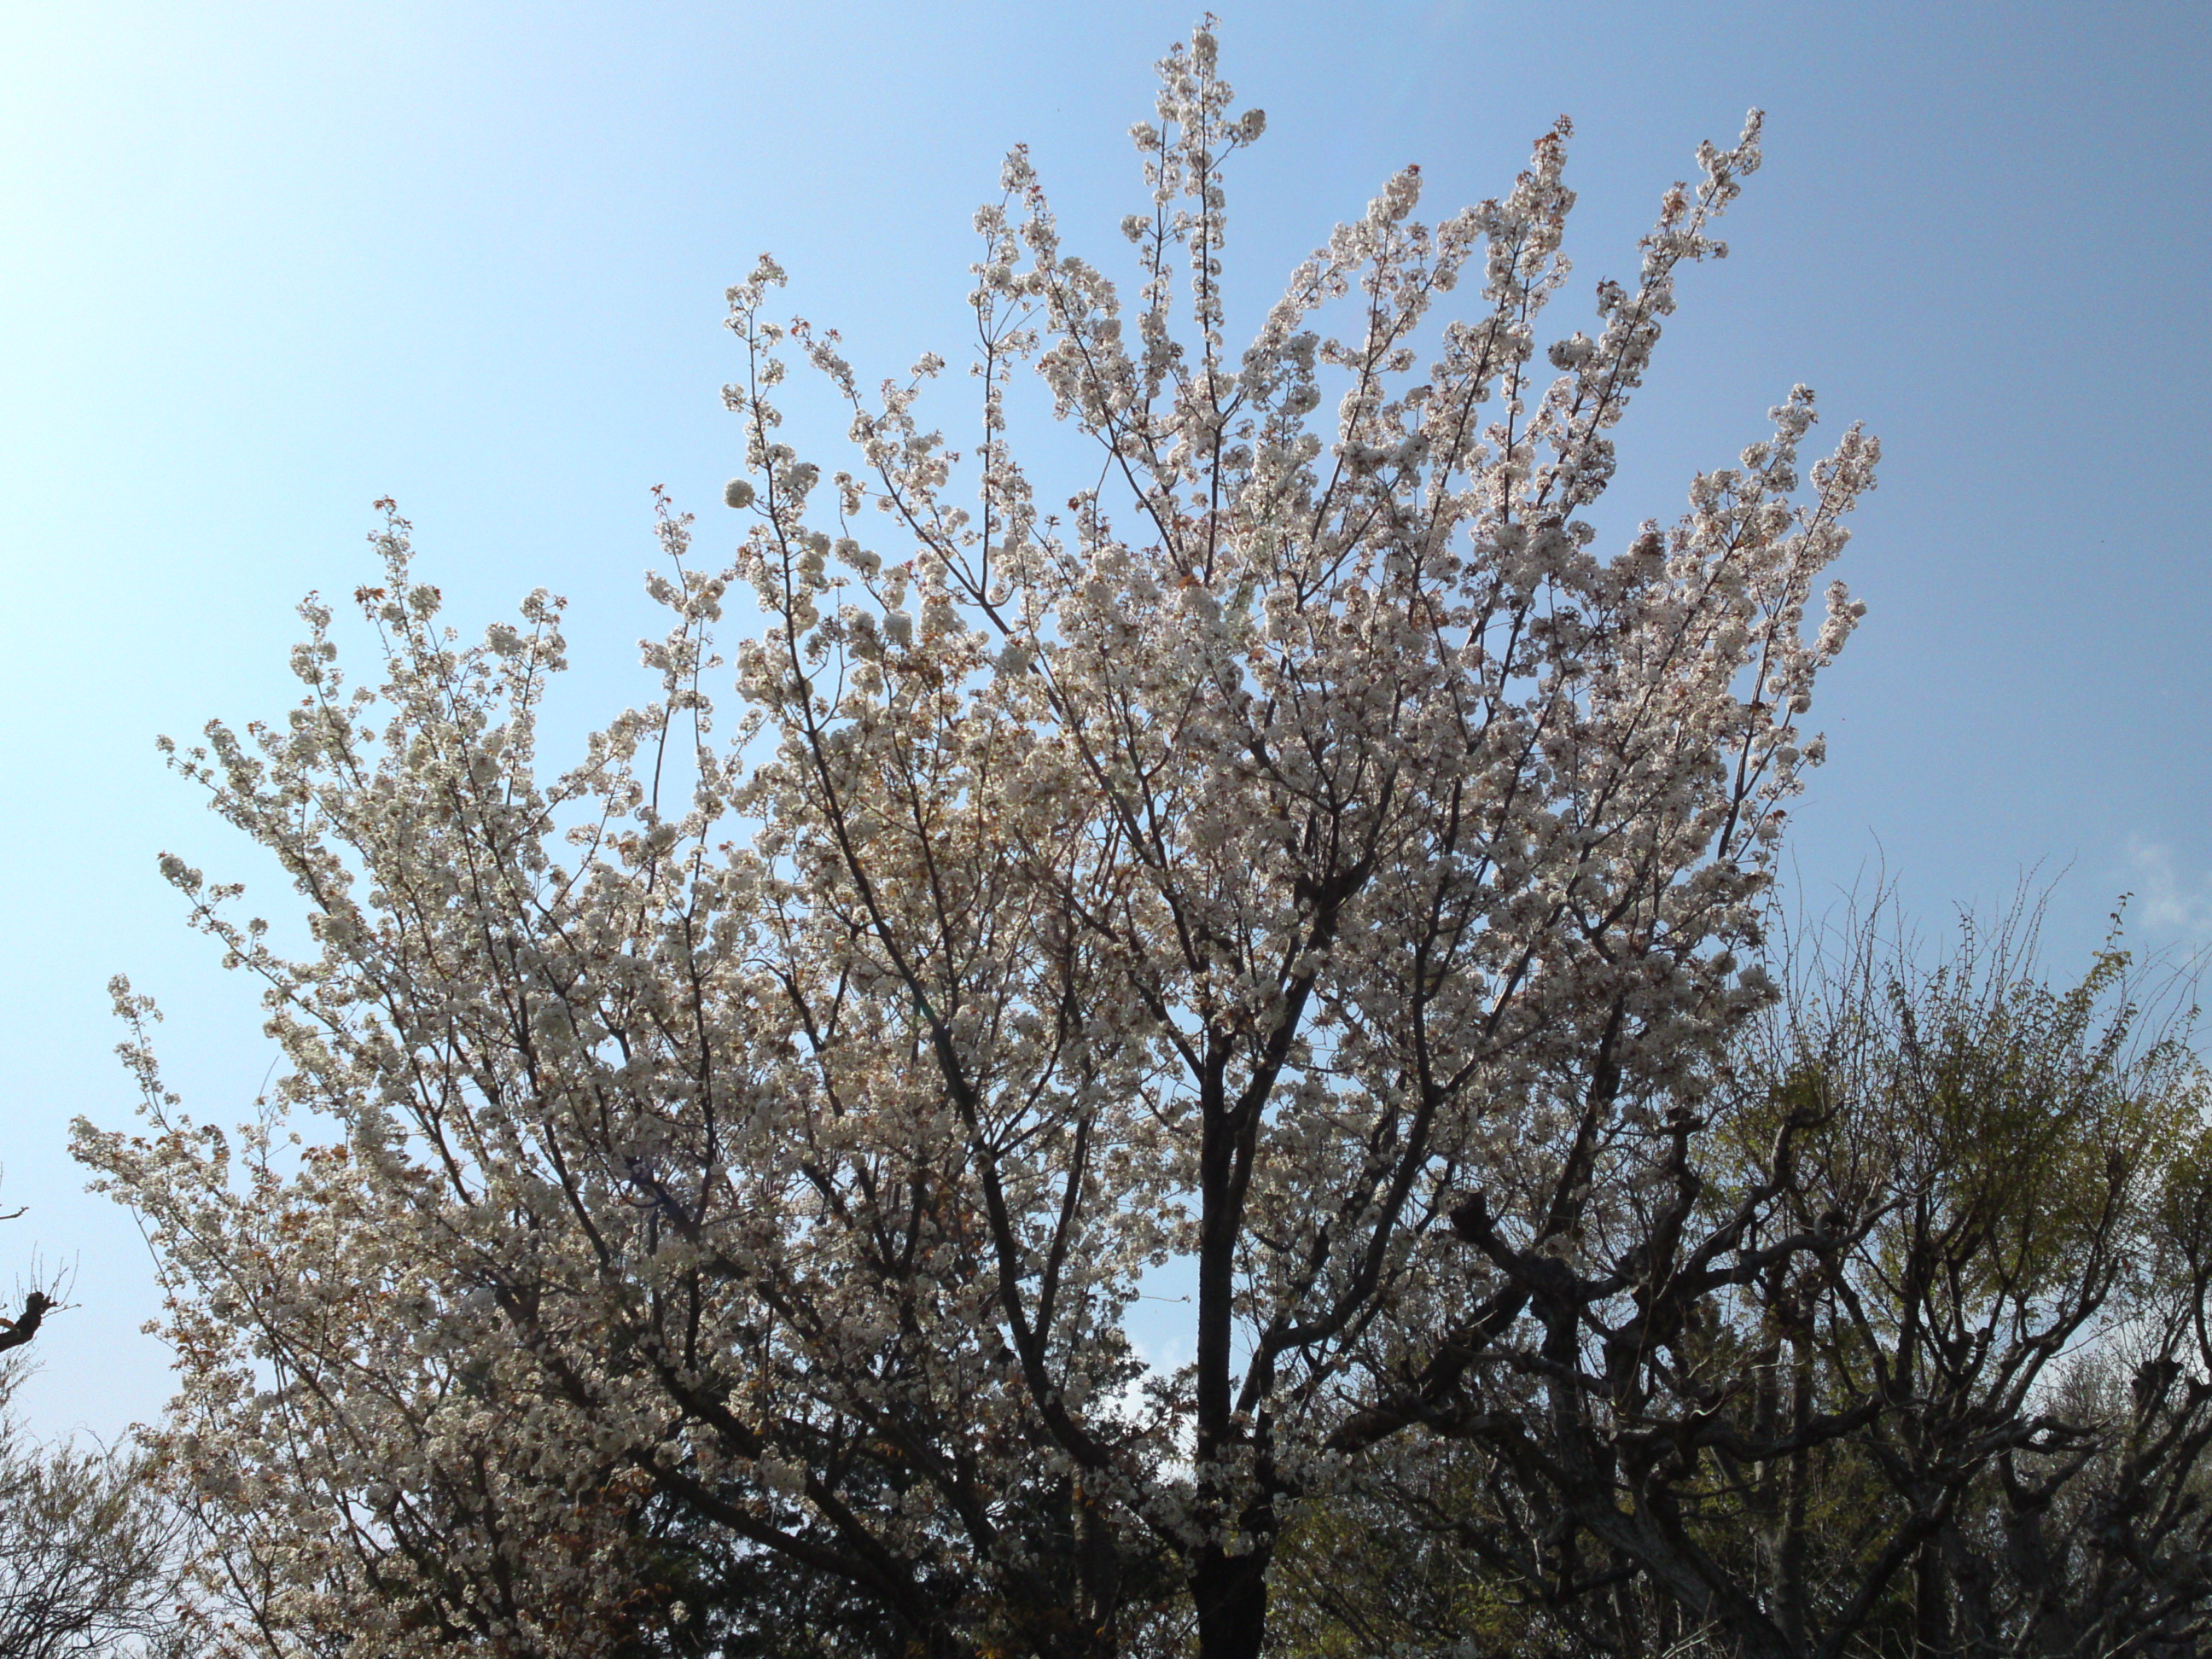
1272, 906, 2212, 1659
0, 1360, 199, 1659
76, 24, 1875, 1659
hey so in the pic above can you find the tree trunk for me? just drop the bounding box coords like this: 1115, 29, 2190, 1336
1192, 1543, 1270, 1659
1913, 1536, 1950, 1658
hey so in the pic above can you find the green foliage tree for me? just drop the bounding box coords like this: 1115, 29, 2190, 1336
1273, 908, 2212, 1658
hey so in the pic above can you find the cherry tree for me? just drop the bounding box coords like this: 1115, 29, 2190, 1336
78, 25, 1876, 1659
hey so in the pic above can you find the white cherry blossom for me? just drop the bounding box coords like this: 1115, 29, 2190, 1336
77, 25, 1874, 1659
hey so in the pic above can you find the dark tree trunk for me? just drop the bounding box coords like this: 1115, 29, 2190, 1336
1192, 1544, 1269, 1659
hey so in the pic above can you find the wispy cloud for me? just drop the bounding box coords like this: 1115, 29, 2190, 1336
2122, 835, 2212, 938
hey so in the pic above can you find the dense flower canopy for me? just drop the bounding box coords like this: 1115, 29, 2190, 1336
78, 25, 1877, 1659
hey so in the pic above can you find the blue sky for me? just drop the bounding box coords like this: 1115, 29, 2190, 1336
2, 0, 2206, 1438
